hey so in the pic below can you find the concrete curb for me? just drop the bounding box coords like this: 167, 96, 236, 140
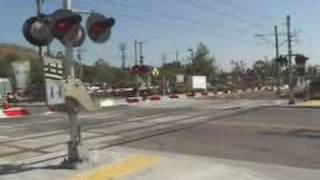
15, 102, 46, 108
267, 104, 320, 109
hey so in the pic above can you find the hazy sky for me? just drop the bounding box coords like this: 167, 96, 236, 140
0, 0, 319, 71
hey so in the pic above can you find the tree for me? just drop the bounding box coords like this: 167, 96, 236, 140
81, 59, 136, 88
230, 60, 246, 83
252, 59, 276, 85
189, 43, 217, 82
0, 53, 19, 77
306, 65, 320, 80
160, 61, 185, 82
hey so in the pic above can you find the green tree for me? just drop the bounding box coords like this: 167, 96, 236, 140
190, 43, 217, 79
160, 61, 185, 82
253, 59, 276, 85
0, 53, 19, 77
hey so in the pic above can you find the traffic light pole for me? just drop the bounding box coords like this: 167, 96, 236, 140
63, 0, 82, 164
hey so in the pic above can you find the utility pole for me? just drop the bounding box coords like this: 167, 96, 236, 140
274, 26, 280, 95
287, 15, 295, 104
138, 41, 144, 65
133, 40, 139, 97
119, 43, 127, 69
188, 48, 194, 75
175, 51, 179, 63
162, 54, 167, 66
134, 40, 138, 65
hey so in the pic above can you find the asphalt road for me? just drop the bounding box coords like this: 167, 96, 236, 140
0, 99, 303, 168
125, 107, 320, 169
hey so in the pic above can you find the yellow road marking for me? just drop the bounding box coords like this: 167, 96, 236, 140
68, 154, 161, 180
296, 100, 320, 107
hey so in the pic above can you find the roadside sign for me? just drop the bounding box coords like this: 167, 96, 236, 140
152, 68, 159, 77
46, 79, 64, 105
43, 56, 65, 105
44, 63, 63, 80
176, 74, 184, 83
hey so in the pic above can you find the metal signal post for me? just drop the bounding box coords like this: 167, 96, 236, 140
62, 0, 82, 163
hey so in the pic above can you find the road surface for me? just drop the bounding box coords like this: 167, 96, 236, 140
126, 107, 320, 169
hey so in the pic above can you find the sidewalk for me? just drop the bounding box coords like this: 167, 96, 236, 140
0, 146, 319, 180
295, 100, 320, 108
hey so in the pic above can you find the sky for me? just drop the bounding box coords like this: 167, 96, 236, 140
0, 0, 319, 71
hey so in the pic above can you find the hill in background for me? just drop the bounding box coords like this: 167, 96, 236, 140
0, 43, 37, 60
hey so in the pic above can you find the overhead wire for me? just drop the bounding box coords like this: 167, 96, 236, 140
180, 0, 269, 31
214, 0, 272, 21
44, 0, 262, 47
80, 0, 258, 37
44, 0, 260, 40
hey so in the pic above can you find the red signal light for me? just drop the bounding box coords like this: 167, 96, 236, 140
91, 21, 108, 34
50, 9, 82, 40
86, 13, 115, 43
55, 21, 70, 33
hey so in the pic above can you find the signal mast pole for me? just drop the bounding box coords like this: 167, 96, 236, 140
63, 0, 82, 164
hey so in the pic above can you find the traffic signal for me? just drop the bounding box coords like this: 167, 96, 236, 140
61, 25, 86, 47
295, 54, 308, 65
50, 9, 82, 44
277, 55, 288, 67
23, 9, 115, 48
295, 54, 309, 76
22, 15, 53, 46
140, 65, 150, 75
130, 65, 151, 75
86, 13, 115, 43
131, 65, 140, 75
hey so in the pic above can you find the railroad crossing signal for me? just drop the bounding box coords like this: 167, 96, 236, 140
23, 2, 116, 165
22, 15, 53, 46
22, 10, 115, 48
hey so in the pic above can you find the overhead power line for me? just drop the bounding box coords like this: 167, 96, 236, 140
215, 0, 272, 21
181, 0, 269, 31
46, 0, 258, 44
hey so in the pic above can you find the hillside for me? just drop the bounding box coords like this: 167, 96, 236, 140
0, 43, 38, 60
0, 43, 40, 79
